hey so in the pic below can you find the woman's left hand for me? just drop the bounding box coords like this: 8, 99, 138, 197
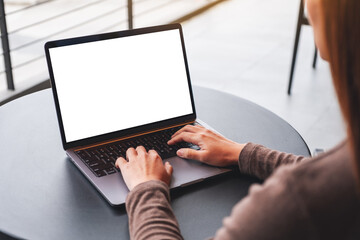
115, 146, 173, 191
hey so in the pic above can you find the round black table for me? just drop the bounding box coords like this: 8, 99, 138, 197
0, 86, 310, 240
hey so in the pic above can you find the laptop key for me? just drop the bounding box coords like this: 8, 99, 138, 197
98, 148, 105, 154
89, 162, 101, 168
82, 158, 92, 163
92, 163, 112, 172
105, 168, 117, 175
94, 170, 106, 177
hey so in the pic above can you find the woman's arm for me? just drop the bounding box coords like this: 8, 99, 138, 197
126, 180, 183, 240
124, 164, 315, 240
238, 143, 307, 179
115, 146, 183, 240
168, 125, 308, 179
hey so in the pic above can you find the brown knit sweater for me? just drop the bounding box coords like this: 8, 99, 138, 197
125, 141, 360, 239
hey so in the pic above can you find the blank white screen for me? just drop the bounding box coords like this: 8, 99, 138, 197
49, 29, 193, 143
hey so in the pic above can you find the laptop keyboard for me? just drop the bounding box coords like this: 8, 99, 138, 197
75, 125, 198, 177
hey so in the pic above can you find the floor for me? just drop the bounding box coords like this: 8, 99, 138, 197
2, 0, 346, 153
181, 0, 346, 152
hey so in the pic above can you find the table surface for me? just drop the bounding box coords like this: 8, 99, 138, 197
0, 86, 310, 240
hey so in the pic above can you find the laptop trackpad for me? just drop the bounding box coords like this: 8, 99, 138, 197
167, 156, 224, 188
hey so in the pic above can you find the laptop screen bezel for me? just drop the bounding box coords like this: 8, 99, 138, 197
44, 24, 196, 150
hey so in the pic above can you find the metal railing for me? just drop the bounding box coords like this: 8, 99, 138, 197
0, 0, 14, 90
0, 0, 225, 94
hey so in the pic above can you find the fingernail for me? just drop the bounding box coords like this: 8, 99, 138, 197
177, 149, 184, 157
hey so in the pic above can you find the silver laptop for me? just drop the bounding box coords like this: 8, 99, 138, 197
44, 24, 229, 206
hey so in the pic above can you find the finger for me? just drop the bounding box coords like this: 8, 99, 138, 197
171, 124, 202, 138
172, 124, 204, 138
126, 147, 137, 161
115, 157, 127, 169
136, 145, 146, 156
165, 161, 173, 175
168, 132, 200, 145
177, 148, 204, 161
148, 149, 160, 157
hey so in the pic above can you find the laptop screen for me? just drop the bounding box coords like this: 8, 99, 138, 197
47, 26, 194, 144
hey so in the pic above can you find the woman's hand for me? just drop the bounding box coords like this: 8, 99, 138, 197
115, 146, 173, 191
168, 125, 245, 167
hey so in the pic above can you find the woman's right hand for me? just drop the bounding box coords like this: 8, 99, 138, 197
167, 125, 245, 167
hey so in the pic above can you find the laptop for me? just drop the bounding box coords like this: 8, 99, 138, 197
44, 23, 229, 206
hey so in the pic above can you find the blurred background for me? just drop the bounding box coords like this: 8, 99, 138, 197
0, 0, 345, 153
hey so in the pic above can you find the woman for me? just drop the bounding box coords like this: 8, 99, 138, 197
115, 0, 360, 239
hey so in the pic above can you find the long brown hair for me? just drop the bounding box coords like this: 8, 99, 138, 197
322, 0, 360, 186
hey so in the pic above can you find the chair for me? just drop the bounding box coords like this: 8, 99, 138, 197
287, 0, 318, 95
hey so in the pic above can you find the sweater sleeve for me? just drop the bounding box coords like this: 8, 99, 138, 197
238, 143, 308, 180
125, 180, 183, 240
126, 167, 316, 240
213, 165, 316, 240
